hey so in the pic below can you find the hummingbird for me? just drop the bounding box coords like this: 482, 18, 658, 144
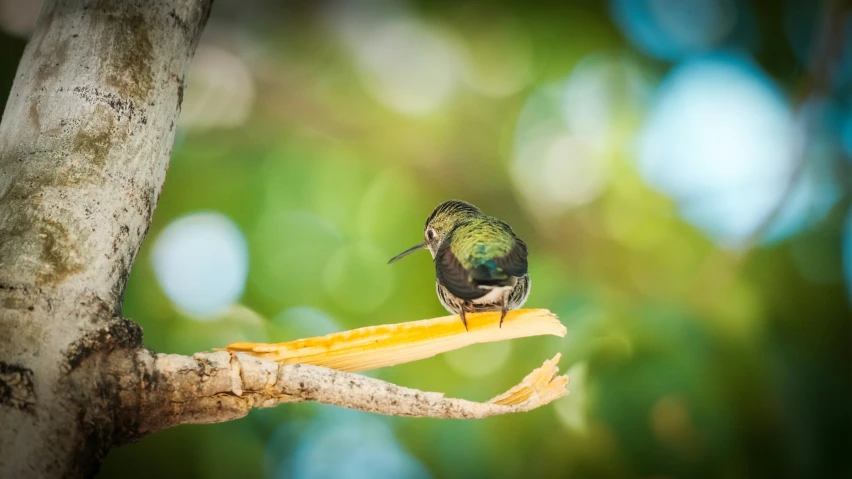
388, 200, 530, 331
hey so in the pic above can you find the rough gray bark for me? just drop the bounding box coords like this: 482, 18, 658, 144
0, 2, 566, 478
0, 1, 212, 476
123, 350, 566, 436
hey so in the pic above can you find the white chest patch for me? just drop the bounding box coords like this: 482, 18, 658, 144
472, 285, 513, 304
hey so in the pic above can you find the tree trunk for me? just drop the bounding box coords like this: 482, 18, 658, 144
0, 1, 212, 476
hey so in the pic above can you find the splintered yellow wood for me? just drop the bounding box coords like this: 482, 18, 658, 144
489, 353, 569, 406
225, 308, 565, 373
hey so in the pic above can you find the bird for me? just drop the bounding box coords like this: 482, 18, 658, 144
388, 200, 530, 331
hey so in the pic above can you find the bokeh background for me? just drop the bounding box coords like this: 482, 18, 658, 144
2, 0, 852, 477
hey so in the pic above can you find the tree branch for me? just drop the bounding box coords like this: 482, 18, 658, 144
103, 309, 569, 442
226, 308, 566, 371
121, 349, 568, 438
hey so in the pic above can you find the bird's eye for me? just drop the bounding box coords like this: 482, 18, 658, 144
427, 229, 435, 240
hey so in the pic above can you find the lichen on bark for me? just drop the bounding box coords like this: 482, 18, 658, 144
102, 13, 155, 104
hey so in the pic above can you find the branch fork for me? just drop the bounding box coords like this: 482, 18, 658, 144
135, 308, 569, 430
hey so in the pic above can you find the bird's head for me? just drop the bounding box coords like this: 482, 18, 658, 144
388, 200, 482, 263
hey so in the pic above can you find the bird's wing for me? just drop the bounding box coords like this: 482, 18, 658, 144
435, 227, 528, 301
490, 235, 528, 278
435, 236, 485, 301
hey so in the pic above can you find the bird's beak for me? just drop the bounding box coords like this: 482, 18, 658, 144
388, 242, 426, 264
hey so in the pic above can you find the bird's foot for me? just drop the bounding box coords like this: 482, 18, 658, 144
459, 307, 469, 331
